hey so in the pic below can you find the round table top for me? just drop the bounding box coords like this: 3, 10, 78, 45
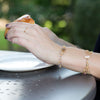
0, 66, 96, 100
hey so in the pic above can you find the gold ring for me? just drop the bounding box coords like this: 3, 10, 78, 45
24, 27, 28, 33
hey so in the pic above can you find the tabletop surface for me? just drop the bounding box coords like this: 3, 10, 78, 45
0, 66, 96, 100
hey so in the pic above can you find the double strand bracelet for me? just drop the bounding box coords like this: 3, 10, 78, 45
58, 45, 66, 68
83, 50, 93, 74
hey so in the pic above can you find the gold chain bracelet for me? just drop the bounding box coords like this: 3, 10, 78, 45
58, 45, 66, 68
83, 50, 93, 74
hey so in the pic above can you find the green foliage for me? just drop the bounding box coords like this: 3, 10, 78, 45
0, 29, 8, 50
0, 29, 28, 51
0, 0, 100, 51
0, 0, 72, 51
72, 0, 100, 50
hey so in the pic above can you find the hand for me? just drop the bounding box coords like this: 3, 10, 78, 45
6, 22, 61, 64
43, 27, 76, 47
43, 27, 59, 42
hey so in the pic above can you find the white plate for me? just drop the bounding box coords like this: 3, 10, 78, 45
0, 50, 52, 72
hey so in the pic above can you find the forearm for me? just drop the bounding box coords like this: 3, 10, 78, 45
43, 27, 77, 47
6, 22, 100, 78
55, 38, 77, 47
60, 47, 100, 78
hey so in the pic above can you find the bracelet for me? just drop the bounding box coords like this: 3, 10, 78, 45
58, 45, 66, 68
83, 50, 93, 74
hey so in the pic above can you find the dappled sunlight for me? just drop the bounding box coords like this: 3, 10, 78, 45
1, 2, 9, 14
58, 20, 67, 28
0, 0, 3, 3
0, 18, 9, 29
44, 20, 53, 29
0, 0, 100, 50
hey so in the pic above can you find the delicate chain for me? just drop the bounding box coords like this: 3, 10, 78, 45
83, 50, 93, 74
58, 45, 66, 68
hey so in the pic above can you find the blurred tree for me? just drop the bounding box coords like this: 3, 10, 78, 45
72, 0, 100, 50
52, 0, 72, 6
0, 0, 99, 51
0, 0, 72, 51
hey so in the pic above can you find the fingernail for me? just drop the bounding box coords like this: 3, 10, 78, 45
6, 24, 9, 27
5, 34, 8, 39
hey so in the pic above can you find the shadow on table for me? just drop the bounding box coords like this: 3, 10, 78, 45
0, 66, 96, 100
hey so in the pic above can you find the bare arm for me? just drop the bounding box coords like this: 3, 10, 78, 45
43, 27, 76, 47
6, 22, 100, 78
45, 28, 100, 78
59, 47, 100, 78
43, 28, 100, 78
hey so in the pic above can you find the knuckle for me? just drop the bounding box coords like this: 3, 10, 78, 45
14, 32, 18, 36
44, 27, 48, 29
43, 27, 49, 31
13, 27, 17, 32
17, 38, 22, 43
13, 26, 17, 30
30, 25, 34, 30
18, 38, 26, 47
14, 38, 23, 45
34, 24, 40, 28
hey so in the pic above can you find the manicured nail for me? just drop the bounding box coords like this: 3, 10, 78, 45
5, 34, 8, 39
5, 24, 9, 27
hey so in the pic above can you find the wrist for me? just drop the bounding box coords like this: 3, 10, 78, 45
45, 42, 61, 65
52, 44, 61, 65
61, 47, 86, 72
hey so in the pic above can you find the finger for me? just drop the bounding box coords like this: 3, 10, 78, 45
6, 23, 43, 37
43, 27, 55, 35
7, 27, 32, 41
6, 22, 36, 37
32, 24, 44, 34
6, 22, 31, 29
11, 37, 31, 49
43, 27, 58, 40
11, 37, 36, 57
43, 27, 49, 30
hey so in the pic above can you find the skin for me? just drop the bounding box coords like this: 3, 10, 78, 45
6, 22, 100, 78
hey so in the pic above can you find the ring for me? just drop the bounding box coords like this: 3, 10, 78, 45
24, 27, 28, 33
24, 30, 26, 33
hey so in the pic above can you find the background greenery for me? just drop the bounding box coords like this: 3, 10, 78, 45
0, 0, 100, 51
